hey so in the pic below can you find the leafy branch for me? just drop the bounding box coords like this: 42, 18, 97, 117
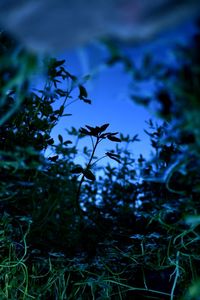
71, 123, 121, 214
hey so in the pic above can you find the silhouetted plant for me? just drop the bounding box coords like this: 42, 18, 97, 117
1, 22, 200, 299
71, 123, 121, 215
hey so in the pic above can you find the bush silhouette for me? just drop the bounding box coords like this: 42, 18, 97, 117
1, 23, 200, 299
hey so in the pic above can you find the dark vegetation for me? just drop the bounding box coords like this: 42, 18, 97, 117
0, 21, 200, 299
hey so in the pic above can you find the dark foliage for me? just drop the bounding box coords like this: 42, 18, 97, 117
1, 23, 200, 299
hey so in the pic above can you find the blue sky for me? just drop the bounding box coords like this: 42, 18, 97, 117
48, 20, 195, 167
50, 48, 151, 165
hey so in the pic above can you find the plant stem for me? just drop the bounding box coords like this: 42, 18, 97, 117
75, 137, 99, 215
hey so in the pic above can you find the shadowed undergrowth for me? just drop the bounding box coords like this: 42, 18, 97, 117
0, 24, 200, 299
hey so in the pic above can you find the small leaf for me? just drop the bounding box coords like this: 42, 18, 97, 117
59, 105, 65, 115
65, 71, 77, 81
48, 155, 59, 162
53, 59, 65, 67
58, 134, 63, 143
110, 156, 121, 163
63, 140, 72, 145
62, 113, 72, 117
100, 123, 110, 132
138, 154, 145, 163
66, 127, 79, 136
80, 127, 90, 135
82, 98, 91, 104
70, 166, 83, 174
83, 169, 95, 181
132, 134, 140, 142
99, 133, 108, 139
106, 152, 120, 158
79, 85, 88, 98
106, 152, 121, 163
84, 125, 99, 136
85, 125, 94, 131
43, 104, 53, 116
47, 138, 54, 145
107, 135, 121, 142
108, 132, 119, 136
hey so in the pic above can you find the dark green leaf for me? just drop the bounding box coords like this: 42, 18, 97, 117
85, 125, 94, 131
82, 98, 91, 104
62, 113, 72, 117
132, 134, 140, 142
99, 133, 108, 139
80, 127, 90, 135
70, 166, 83, 174
65, 71, 77, 81
43, 104, 53, 116
138, 154, 145, 163
100, 123, 110, 132
48, 155, 59, 162
106, 152, 121, 163
53, 59, 65, 68
79, 85, 88, 98
107, 135, 121, 142
84, 125, 99, 136
63, 140, 72, 145
109, 156, 121, 164
59, 105, 65, 115
47, 138, 54, 145
83, 169, 95, 181
106, 152, 120, 158
58, 134, 63, 143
